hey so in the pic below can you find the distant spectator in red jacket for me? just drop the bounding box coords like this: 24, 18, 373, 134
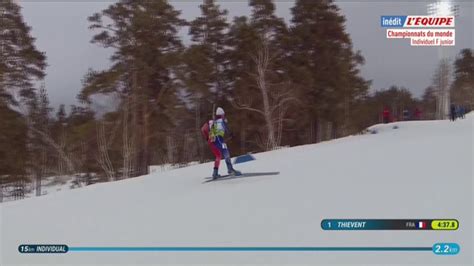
382, 107, 391, 124
414, 107, 422, 120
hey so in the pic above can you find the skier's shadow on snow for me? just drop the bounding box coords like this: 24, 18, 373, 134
203, 172, 280, 183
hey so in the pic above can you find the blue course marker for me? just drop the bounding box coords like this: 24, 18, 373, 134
233, 153, 256, 164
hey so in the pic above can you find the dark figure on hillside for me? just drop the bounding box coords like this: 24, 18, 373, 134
382, 107, 391, 124
459, 106, 466, 119
402, 109, 410, 121
450, 104, 457, 121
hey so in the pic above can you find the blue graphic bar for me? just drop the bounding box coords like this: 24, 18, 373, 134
68, 246, 432, 252
19, 244, 459, 255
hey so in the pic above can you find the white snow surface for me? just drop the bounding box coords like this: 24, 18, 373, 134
1, 115, 473, 266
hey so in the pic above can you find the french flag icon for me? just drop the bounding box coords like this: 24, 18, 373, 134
418, 221, 427, 229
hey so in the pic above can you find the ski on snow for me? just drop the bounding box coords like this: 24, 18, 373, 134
203, 171, 280, 183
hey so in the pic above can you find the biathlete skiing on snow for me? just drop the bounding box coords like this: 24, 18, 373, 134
201, 107, 241, 179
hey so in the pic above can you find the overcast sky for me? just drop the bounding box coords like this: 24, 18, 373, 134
19, 1, 473, 109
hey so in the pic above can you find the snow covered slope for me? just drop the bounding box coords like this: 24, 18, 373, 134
1, 115, 472, 266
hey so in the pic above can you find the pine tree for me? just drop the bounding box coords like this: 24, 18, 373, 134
184, 0, 229, 160
288, 0, 368, 141
0, 98, 28, 200
226, 0, 298, 151
56, 104, 66, 124
0, 0, 46, 196
26, 85, 52, 196
451, 49, 474, 108
249, 0, 286, 37
422, 86, 437, 120
0, 0, 46, 102
54, 104, 67, 175
186, 0, 229, 100
65, 105, 99, 178
80, 0, 186, 176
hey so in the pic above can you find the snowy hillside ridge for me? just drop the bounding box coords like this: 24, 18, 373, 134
1, 162, 201, 203
365, 112, 473, 135
1, 114, 472, 265
1, 114, 472, 205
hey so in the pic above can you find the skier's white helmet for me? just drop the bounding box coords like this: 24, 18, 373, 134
216, 107, 225, 116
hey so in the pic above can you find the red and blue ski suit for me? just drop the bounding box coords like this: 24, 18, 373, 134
201, 116, 232, 169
